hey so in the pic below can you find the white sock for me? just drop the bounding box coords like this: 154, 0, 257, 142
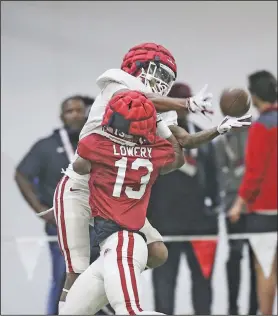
58, 301, 65, 314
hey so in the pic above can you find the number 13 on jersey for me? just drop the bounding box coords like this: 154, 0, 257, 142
112, 158, 153, 200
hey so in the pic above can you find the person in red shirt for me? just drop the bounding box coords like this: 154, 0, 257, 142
60, 90, 184, 315
228, 70, 277, 315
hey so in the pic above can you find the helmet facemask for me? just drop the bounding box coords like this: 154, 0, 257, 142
138, 62, 176, 96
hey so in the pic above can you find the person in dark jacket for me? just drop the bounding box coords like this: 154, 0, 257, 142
14, 95, 94, 315
148, 82, 220, 315
228, 71, 277, 316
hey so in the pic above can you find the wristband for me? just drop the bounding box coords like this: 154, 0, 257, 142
157, 119, 172, 139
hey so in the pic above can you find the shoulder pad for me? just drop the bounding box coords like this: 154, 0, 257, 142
96, 69, 151, 94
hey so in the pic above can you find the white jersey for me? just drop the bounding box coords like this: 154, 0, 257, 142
64, 69, 178, 184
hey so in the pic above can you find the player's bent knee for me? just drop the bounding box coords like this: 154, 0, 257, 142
147, 241, 168, 268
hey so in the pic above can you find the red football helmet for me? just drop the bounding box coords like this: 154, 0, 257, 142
121, 43, 177, 96
102, 90, 157, 144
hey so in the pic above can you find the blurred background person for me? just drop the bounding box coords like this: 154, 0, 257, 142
148, 82, 220, 315
215, 107, 258, 315
14, 95, 94, 315
228, 70, 277, 315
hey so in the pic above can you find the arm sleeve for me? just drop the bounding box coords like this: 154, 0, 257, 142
238, 123, 269, 203
16, 140, 45, 181
159, 111, 178, 126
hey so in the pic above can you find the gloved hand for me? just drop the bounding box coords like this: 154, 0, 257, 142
187, 84, 214, 115
217, 114, 252, 134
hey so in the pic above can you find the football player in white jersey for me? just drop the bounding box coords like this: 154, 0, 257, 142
53, 42, 251, 312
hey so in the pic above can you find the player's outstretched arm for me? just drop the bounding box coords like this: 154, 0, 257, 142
169, 114, 252, 149
115, 85, 213, 115
147, 84, 213, 115
72, 156, 91, 175
113, 88, 190, 113
160, 135, 184, 175
147, 94, 190, 113
113, 89, 189, 113
169, 125, 219, 149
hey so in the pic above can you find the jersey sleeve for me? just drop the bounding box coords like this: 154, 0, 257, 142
102, 82, 128, 99
77, 135, 99, 162
163, 144, 175, 167
79, 82, 128, 140
153, 138, 175, 169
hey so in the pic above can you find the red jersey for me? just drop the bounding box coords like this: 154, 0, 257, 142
238, 107, 277, 212
77, 133, 175, 230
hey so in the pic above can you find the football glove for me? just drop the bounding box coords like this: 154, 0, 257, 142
217, 114, 252, 134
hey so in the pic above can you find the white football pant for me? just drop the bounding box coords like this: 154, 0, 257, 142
60, 230, 164, 315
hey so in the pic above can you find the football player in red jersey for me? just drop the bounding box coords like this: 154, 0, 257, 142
60, 91, 184, 315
